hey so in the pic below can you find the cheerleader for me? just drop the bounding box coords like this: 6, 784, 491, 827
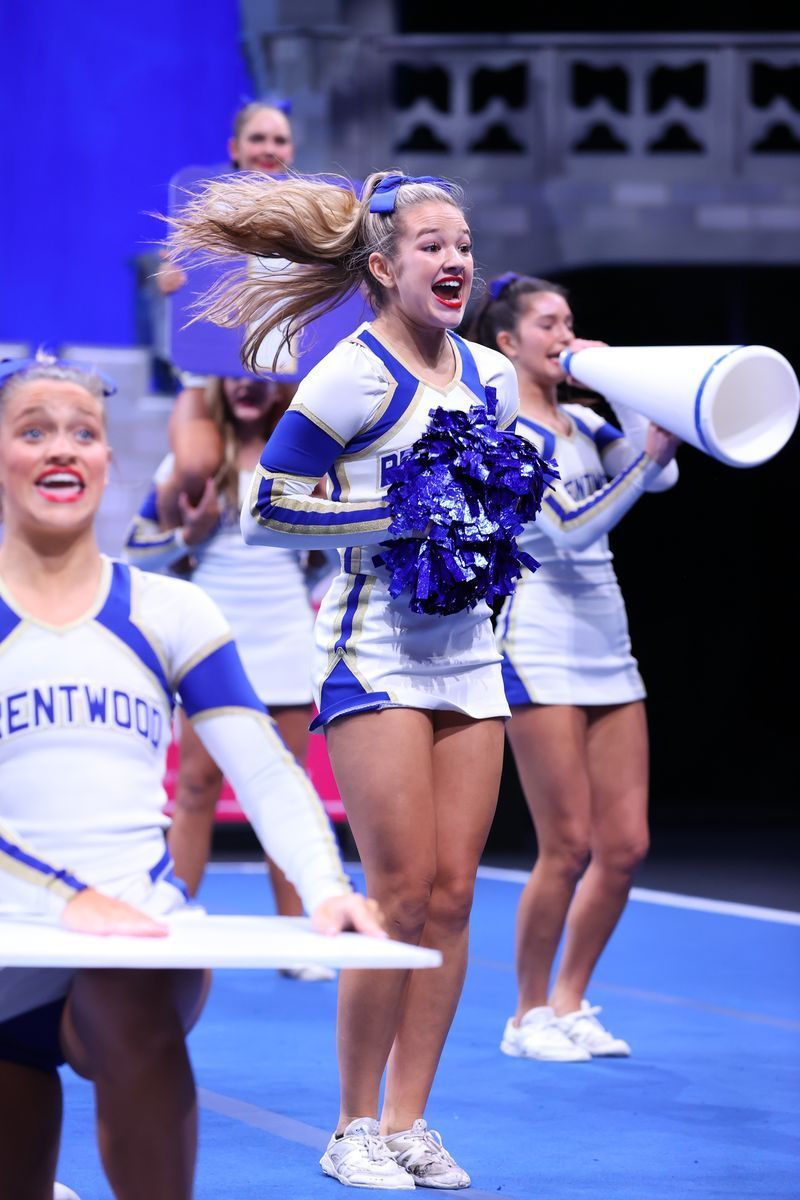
123, 374, 334, 980
164, 169, 536, 1189
154, 99, 297, 496
471, 274, 679, 1061
0, 354, 382, 1200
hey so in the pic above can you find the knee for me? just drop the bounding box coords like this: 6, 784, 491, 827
380, 877, 434, 943
175, 762, 222, 810
596, 832, 650, 879
66, 973, 185, 1081
428, 876, 476, 934
540, 832, 591, 883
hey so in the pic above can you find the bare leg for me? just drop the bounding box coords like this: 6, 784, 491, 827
60, 968, 207, 1200
0, 1061, 62, 1200
505, 705, 592, 1021
327, 708, 504, 1133
382, 713, 504, 1132
266, 705, 312, 917
549, 701, 649, 1015
167, 711, 223, 896
325, 708, 437, 1128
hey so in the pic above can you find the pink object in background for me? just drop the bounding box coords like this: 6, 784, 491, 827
162, 718, 346, 825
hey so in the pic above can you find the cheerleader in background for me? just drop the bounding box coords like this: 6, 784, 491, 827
123, 374, 336, 982
140, 101, 339, 967
0, 354, 383, 1200
471, 274, 679, 1061
154, 99, 298, 507
165, 167, 538, 1189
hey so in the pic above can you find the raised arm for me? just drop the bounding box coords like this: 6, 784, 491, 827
604, 398, 680, 492
536, 453, 666, 551
123, 476, 220, 573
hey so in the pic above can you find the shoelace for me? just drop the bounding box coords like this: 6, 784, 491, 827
523, 1014, 571, 1041
573, 1004, 604, 1028
343, 1130, 395, 1165
562, 1004, 606, 1036
394, 1127, 456, 1172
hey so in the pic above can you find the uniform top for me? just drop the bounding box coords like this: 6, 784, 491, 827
241, 324, 519, 555
514, 403, 671, 581
0, 558, 349, 917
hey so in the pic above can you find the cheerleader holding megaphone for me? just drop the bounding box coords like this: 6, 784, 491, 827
471, 273, 680, 1063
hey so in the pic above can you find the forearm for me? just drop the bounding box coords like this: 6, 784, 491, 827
167, 386, 222, 511
605, 405, 679, 492
242, 466, 392, 549
540, 452, 664, 550
122, 516, 193, 571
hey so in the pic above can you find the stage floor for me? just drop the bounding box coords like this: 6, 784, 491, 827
53, 859, 799, 1199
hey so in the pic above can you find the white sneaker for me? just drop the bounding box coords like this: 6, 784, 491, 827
279, 964, 336, 982
321, 1117, 415, 1189
54, 1187, 81, 1200
384, 1119, 470, 1190
557, 1000, 631, 1057
500, 1006, 591, 1062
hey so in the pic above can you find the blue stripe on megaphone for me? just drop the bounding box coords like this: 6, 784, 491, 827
692, 345, 746, 455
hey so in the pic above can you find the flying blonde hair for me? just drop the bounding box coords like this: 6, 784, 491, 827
165, 170, 465, 373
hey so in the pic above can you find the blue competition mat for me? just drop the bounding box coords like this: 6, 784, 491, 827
56, 865, 800, 1199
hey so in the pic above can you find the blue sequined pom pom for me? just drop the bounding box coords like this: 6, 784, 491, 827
373, 399, 558, 616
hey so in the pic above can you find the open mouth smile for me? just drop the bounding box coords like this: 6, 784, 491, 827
35, 468, 86, 503
432, 277, 464, 309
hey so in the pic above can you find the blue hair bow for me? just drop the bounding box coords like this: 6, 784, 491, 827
0, 357, 118, 396
488, 272, 521, 301
368, 174, 453, 214
239, 92, 292, 115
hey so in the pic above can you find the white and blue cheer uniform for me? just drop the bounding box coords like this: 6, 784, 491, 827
124, 456, 314, 706
240, 324, 520, 728
497, 402, 677, 706
0, 558, 350, 1022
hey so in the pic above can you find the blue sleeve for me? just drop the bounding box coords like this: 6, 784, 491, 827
177, 640, 266, 719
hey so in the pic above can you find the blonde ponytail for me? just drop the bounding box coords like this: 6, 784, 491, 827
165, 169, 464, 373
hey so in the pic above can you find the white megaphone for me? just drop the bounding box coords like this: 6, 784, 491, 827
559, 344, 800, 468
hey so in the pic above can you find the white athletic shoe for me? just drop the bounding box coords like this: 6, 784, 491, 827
557, 1000, 631, 1057
384, 1119, 470, 1190
500, 1006, 591, 1062
278, 964, 337, 982
54, 1186, 82, 1200
321, 1117, 415, 1189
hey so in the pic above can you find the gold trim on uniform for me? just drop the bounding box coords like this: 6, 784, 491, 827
92, 624, 172, 707
543, 457, 648, 533
0, 820, 83, 899
343, 386, 425, 464
0, 558, 112, 637
125, 518, 182, 551
129, 571, 170, 680
497, 594, 539, 704
251, 469, 392, 538
173, 633, 234, 689
291, 404, 347, 447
